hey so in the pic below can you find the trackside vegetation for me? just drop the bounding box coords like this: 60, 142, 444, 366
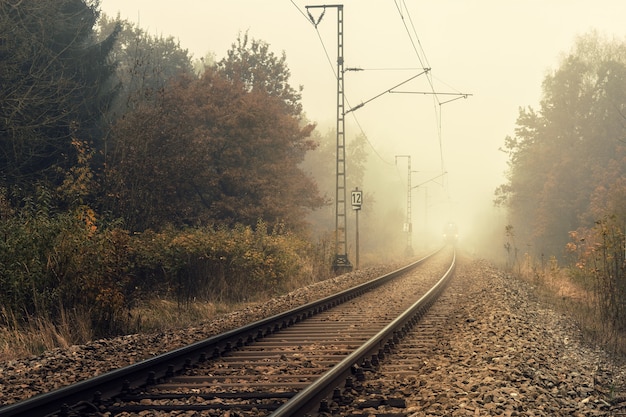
2, 1, 625, 360
497, 32, 626, 353
0, 204, 329, 340
0, 0, 339, 358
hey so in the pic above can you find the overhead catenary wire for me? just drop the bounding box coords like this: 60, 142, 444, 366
293, 2, 470, 177
393, 0, 472, 200
393, 0, 435, 98
345, 69, 430, 115
295, 2, 396, 166
292, 1, 393, 167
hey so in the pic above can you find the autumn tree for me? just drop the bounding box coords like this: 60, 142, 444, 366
0, 0, 118, 207
496, 32, 626, 259
96, 14, 194, 118
218, 32, 303, 117
104, 78, 200, 230
106, 37, 324, 232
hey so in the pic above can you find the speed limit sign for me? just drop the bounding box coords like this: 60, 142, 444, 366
351, 189, 362, 210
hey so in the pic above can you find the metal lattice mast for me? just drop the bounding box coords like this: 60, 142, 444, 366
333, 5, 351, 271
306, 4, 352, 273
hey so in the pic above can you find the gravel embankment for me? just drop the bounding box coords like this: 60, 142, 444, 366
398, 256, 626, 416
1, 254, 626, 416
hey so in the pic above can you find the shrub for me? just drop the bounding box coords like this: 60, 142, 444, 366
0, 207, 321, 339
567, 216, 626, 331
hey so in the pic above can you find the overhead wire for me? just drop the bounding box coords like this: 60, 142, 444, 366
293, 1, 396, 167
292, 1, 392, 167
292, 0, 468, 215
290, 0, 311, 23
395, 0, 455, 198
401, 0, 447, 178
393, 0, 435, 98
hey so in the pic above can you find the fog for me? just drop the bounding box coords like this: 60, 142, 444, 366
100, 0, 626, 262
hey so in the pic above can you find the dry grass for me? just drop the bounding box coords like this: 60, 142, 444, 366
0, 297, 257, 362
127, 298, 248, 333
515, 254, 626, 357
0, 260, 324, 363
6, 252, 621, 363
0, 307, 93, 361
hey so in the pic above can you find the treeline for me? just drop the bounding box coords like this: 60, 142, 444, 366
496, 33, 626, 331
0, 1, 330, 336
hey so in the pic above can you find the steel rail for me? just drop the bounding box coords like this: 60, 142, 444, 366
0, 247, 444, 417
270, 250, 456, 417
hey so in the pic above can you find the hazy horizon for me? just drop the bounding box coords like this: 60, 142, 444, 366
99, 1, 626, 260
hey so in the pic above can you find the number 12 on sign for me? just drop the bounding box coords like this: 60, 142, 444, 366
351, 189, 362, 210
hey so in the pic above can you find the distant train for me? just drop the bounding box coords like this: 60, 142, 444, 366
443, 222, 458, 244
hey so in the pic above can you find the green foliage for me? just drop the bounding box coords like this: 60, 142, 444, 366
0, 204, 135, 335
0, 0, 118, 201
0, 209, 317, 337
131, 221, 311, 304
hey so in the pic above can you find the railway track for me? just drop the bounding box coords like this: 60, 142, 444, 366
319, 254, 471, 416
1, 246, 456, 417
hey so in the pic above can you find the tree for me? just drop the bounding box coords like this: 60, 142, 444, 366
209, 34, 324, 231
218, 32, 304, 117
0, 0, 118, 206
107, 62, 324, 232
496, 32, 626, 259
104, 78, 201, 230
96, 14, 194, 118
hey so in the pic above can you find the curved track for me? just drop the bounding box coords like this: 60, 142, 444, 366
0, 246, 455, 417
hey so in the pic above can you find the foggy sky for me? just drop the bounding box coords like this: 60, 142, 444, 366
99, 0, 626, 252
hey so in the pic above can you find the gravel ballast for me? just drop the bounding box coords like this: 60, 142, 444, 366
387, 257, 626, 416
1, 254, 625, 416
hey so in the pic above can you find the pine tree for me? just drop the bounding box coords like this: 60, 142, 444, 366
0, 0, 118, 205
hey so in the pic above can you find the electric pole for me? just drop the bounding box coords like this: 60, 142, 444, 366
307, 4, 352, 274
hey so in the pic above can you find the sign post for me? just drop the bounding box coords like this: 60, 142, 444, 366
351, 188, 362, 270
